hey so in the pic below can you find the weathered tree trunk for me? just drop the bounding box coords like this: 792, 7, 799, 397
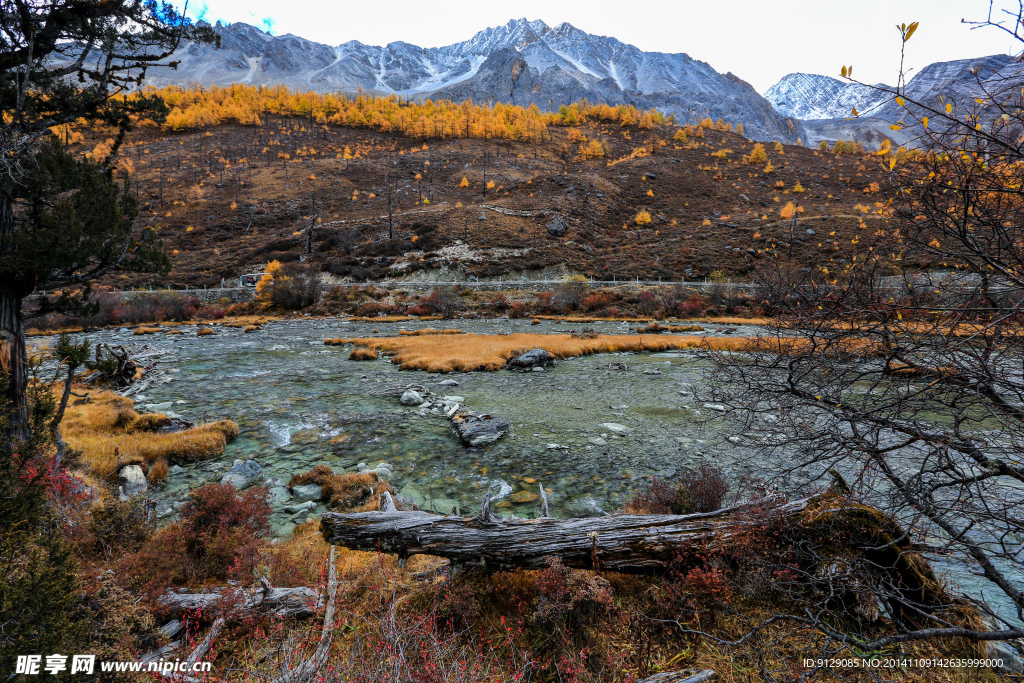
0, 284, 27, 439
320, 494, 810, 573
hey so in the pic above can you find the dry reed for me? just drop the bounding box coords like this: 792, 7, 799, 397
340, 333, 751, 373
61, 389, 239, 480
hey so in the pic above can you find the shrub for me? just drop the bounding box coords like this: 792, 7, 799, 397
634, 210, 652, 226
288, 465, 393, 511
423, 287, 463, 319
355, 301, 395, 317
623, 463, 729, 515
552, 275, 590, 312
509, 302, 531, 318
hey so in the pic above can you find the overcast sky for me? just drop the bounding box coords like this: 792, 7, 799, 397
184, 0, 1023, 93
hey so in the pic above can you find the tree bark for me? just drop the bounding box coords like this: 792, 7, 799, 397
0, 284, 27, 439
320, 495, 811, 574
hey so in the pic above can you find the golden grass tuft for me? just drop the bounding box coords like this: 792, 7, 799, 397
61, 389, 239, 480
148, 457, 169, 483
324, 338, 346, 346
196, 326, 214, 336
343, 332, 751, 373
164, 328, 185, 335
288, 465, 393, 511
243, 324, 261, 333
133, 326, 161, 335
397, 328, 464, 336
349, 348, 378, 360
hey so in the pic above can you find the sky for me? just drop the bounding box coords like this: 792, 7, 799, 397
183, 0, 1024, 93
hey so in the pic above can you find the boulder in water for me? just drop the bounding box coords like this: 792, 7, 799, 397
220, 459, 263, 489
506, 348, 554, 370
450, 410, 512, 447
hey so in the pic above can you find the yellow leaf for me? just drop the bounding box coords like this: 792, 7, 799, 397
841, 65, 848, 78
890, 124, 902, 131
945, 102, 952, 113
904, 21, 918, 42
889, 157, 897, 171
922, 116, 929, 128
852, 106, 859, 117
896, 96, 905, 106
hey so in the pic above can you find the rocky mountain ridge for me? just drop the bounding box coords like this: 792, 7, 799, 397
142, 18, 799, 142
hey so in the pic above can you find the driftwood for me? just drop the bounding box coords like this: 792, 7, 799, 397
270, 547, 339, 683
320, 485, 809, 573
159, 581, 322, 619
639, 670, 715, 683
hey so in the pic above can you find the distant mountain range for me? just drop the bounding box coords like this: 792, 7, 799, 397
765, 54, 1024, 147
127, 18, 1022, 148
141, 18, 799, 142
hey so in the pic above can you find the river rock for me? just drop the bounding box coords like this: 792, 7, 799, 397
118, 465, 148, 500
400, 389, 425, 406
599, 422, 632, 434
506, 348, 554, 370
702, 403, 727, 412
291, 483, 322, 503
439, 379, 459, 387
450, 410, 512, 447
285, 501, 316, 514
267, 486, 291, 505
220, 459, 263, 489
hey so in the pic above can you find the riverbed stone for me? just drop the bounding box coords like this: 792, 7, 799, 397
702, 403, 727, 412
267, 486, 291, 505
599, 422, 632, 434
510, 490, 538, 504
450, 410, 512, 447
118, 465, 148, 500
506, 348, 554, 370
400, 389, 425, 406
285, 501, 316, 514
220, 459, 263, 489
439, 379, 459, 386
291, 483, 322, 503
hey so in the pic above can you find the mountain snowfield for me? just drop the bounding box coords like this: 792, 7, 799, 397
145, 18, 798, 142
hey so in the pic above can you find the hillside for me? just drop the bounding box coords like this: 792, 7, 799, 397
86, 99, 893, 289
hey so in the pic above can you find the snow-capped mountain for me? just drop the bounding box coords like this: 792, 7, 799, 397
141, 18, 798, 142
765, 74, 889, 120
765, 54, 1024, 147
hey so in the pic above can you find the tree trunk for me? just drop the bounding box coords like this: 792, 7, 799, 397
320, 494, 811, 574
0, 247, 28, 439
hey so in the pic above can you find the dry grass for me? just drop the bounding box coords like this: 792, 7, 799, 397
196, 327, 214, 336
349, 348, 378, 360
163, 328, 185, 335
288, 465, 393, 511
397, 328, 464, 336
26, 325, 85, 337
61, 388, 239, 480
133, 326, 162, 335
243, 324, 261, 333
338, 333, 751, 373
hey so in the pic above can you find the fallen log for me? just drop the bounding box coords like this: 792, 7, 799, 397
320, 486, 810, 573
639, 670, 715, 683
159, 583, 322, 619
